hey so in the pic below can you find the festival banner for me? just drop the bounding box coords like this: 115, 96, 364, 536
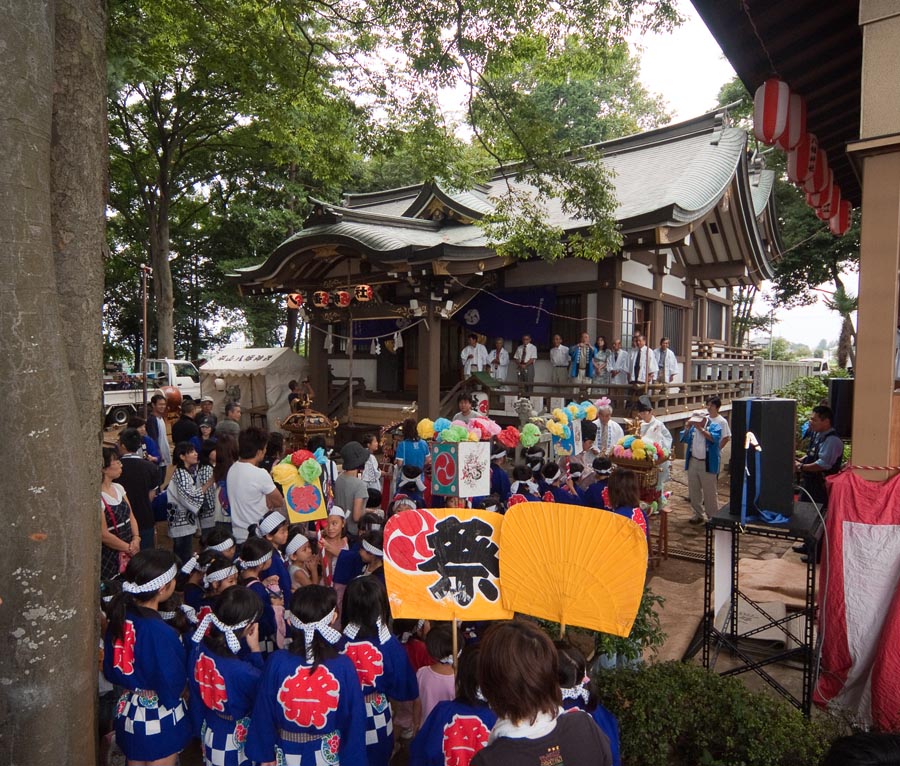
384, 508, 513, 621
431, 441, 491, 498
282, 478, 328, 524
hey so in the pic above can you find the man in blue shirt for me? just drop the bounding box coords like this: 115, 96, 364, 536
796, 405, 844, 508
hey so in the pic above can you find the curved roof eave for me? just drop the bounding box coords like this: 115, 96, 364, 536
733, 155, 776, 285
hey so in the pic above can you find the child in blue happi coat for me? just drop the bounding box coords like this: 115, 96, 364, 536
103, 549, 191, 764
246, 585, 368, 765
342, 576, 419, 766
489, 442, 511, 505
397, 464, 426, 507
255, 509, 292, 599
188, 585, 264, 766
541, 462, 584, 505
237, 536, 280, 656
508, 465, 541, 504
606, 468, 649, 540
556, 641, 622, 766
583, 458, 614, 509
410, 643, 497, 766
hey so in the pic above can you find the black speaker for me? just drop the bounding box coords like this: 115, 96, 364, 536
829, 378, 854, 439
729, 397, 797, 518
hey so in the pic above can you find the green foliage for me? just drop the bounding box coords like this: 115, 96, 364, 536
594, 662, 840, 766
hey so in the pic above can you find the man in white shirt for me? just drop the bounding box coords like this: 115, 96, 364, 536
654, 337, 678, 385
607, 339, 628, 386
548, 334, 570, 387
593, 398, 625, 456
226, 426, 285, 543
488, 337, 510, 384
460, 333, 488, 379
628, 333, 659, 385
679, 395, 731, 524
513, 334, 537, 395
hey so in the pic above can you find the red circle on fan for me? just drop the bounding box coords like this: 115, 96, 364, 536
477, 399, 489, 414
385, 508, 437, 572
287, 484, 322, 515
434, 453, 456, 485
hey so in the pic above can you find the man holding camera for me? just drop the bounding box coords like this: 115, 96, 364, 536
679, 395, 731, 524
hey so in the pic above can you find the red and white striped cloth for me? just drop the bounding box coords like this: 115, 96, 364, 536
814, 470, 900, 729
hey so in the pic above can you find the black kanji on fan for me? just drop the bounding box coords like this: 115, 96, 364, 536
417, 516, 500, 605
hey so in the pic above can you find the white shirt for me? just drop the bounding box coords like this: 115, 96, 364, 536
640, 417, 673, 453
627, 346, 659, 383
461, 343, 489, 376
226, 461, 277, 543
549, 344, 570, 366
488, 347, 510, 381
691, 413, 731, 460
607, 349, 629, 379
514, 343, 537, 365
654, 348, 678, 382
154, 415, 172, 465
593, 418, 625, 455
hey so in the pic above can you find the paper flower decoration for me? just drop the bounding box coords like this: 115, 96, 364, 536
623, 436, 635, 449
439, 425, 468, 443
547, 420, 564, 437
467, 430, 480, 442
584, 405, 597, 421
594, 397, 612, 410
272, 463, 299, 486
472, 418, 501, 437
433, 418, 451, 434
497, 426, 520, 450
291, 449, 314, 467
566, 403, 581, 419
417, 418, 435, 440
562, 425, 572, 440
623, 449, 633, 459
451, 420, 469, 429
520, 423, 541, 448
552, 408, 570, 424
299, 458, 322, 484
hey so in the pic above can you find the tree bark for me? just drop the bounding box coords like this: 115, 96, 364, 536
150, 197, 176, 358
284, 307, 299, 348
0, 1, 105, 763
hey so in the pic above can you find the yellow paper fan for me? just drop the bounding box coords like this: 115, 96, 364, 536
500, 502, 648, 636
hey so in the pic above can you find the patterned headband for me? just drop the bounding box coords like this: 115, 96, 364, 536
561, 682, 590, 705
286, 608, 341, 661
192, 611, 252, 654
238, 551, 272, 569
285, 534, 310, 558
362, 539, 383, 558
207, 537, 235, 553
344, 617, 391, 644
122, 564, 176, 595
258, 511, 287, 536
180, 553, 204, 575
203, 565, 238, 589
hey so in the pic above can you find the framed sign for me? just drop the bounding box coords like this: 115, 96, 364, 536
431, 441, 491, 498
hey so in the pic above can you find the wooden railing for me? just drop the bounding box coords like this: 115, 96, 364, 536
691, 339, 755, 360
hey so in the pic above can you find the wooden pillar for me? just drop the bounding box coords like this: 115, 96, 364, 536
418, 305, 442, 416
847, 2, 900, 475
307, 318, 330, 417
683, 284, 695, 384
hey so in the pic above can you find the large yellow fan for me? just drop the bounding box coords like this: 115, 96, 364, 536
500, 502, 648, 636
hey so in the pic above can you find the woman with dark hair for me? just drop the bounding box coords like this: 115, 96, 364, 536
237, 537, 279, 657
473, 620, 612, 766
197, 439, 218, 533
820, 732, 900, 766
211, 432, 239, 536
259, 431, 285, 474
592, 336, 612, 392
606, 469, 648, 540
101, 446, 140, 581
166, 442, 211, 563
395, 418, 429, 471
103, 549, 191, 764
410, 643, 497, 766
188, 585, 263, 766
342, 577, 419, 766
246, 585, 367, 765
555, 640, 621, 766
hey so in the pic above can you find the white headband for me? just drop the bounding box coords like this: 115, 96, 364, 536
180, 604, 198, 625
238, 551, 272, 569
439, 654, 456, 665
561, 682, 590, 705
399, 619, 425, 643
362, 539, 383, 558
285, 534, 310, 558
492, 450, 506, 460
122, 565, 176, 595
192, 611, 252, 654
286, 608, 341, 661
545, 464, 562, 482
328, 505, 346, 518
258, 511, 287, 536
180, 553, 204, 575
344, 617, 391, 644
510, 480, 538, 495
207, 537, 235, 553
399, 475, 425, 492
203, 565, 238, 589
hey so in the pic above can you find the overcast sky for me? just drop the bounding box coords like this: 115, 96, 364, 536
631, 1, 852, 350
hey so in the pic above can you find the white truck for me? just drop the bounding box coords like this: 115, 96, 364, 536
102, 358, 202, 426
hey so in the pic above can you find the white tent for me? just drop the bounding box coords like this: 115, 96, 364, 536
200, 347, 309, 432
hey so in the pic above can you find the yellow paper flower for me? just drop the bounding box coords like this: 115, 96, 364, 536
566, 403, 580, 418
633, 450, 646, 461
584, 405, 597, 421
552, 408, 569, 424
547, 420, 564, 437
467, 430, 480, 441
272, 463, 298, 487
417, 418, 435, 440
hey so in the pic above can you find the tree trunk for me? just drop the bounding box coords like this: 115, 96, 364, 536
0, 1, 105, 763
150, 197, 175, 358
284, 307, 299, 348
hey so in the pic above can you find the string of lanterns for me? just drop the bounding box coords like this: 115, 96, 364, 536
285, 284, 374, 310
753, 78, 851, 236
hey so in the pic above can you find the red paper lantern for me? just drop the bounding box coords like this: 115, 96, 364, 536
354, 284, 373, 302
753, 78, 790, 145
803, 149, 829, 194
313, 290, 330, 308
286, 293, 304, 310
775, 93, 807, 151
335, 290, 351, 308
829, 200, 851, 236
787, 133, 817, 184
820, 184, 841, 219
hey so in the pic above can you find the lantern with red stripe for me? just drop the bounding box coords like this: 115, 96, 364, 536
335, 290, 352, 308
806, 189, 828, 208
354, 284, 373, 302
775, 93, 807, 150
787, 133, 818, 184
286, 293, 304, 310
829, 200, 851, 236
753, 78, 790, 145
820, 184, 841, 219
804, 149, 830, 194
312, 290, 330, 308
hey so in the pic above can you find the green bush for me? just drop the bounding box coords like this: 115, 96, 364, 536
593, 662, 840, 766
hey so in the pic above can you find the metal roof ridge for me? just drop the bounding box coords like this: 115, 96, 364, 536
305, 200, 442, 232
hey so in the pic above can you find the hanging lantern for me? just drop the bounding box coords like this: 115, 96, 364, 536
820, 184, 841, 219
803, 149, 830, 194
829, 200, 852, 236
313, 290, 330, 308
354, 284, 373, 302
286, 293, 304, 310
775, 93, 807, 151
806, 189, 828, 208
335, 290, 352, 308
753, 78, 790, 145
787, 133, 817, 184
